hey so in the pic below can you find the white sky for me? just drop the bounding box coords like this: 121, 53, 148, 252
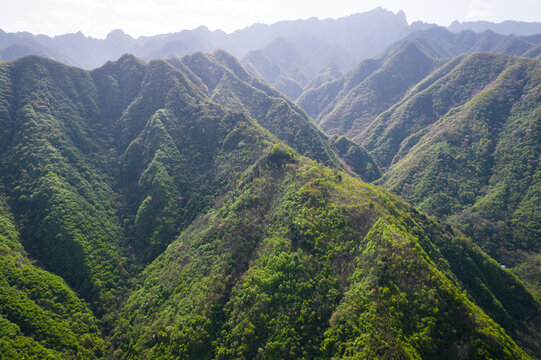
1, 0, 540, 38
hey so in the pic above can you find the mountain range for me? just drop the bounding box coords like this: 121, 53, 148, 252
1, 7, 541, 359
3, 7, 541, 103
0, 52, 540, 359
3, 8, 541, 98
297, 37, 541, 303
449, 20, 541, 36
0, 8, 411, 69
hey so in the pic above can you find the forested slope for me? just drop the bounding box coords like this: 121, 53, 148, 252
0, 53, 539, 359
112, 147, 540, 359
298, 46, 541, 301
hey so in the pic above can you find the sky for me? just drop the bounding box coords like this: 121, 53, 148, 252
1, 0, 540, 39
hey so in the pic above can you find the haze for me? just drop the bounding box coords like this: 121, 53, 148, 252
1, 0, 540, 38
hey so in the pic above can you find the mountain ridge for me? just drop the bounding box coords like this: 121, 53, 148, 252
296, 42, 541, 305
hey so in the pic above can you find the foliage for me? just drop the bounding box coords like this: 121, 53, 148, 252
111, 152, 539, 359
0, 196, 106, 359
327, 135, 382, 182
300, 47, 541, 303
379, 55, 541, 292
0, 53, 539, 359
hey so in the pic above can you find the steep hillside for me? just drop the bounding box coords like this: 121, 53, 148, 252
299, 41, 541, 299
0, 53, 285, 356
242, 48, 304, 100
298, 41, 443, 138
1, 53, 540, 359
327, 135, 382, 182
298, 28, 541, 134
112, 147, 540, 359
167, 50, 381, 181
0, 51, 375, 297
242, 37, 313, 96
169, 50, 343, 170
302, 46, 541, 299
360, 53, 513, 168
0, 196, 105, 358
0, 56, 126, 307
379, 55, 541, 292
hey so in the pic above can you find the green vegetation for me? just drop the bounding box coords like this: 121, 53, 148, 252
112, 150, 539, 359
170, 50, 346, 173
298, 42, 443, 139
300, 48, 541, 302
327, 135, 382, 182
0, 196, 106, 359
0, 52, 539, 358
378, 55, 541, 298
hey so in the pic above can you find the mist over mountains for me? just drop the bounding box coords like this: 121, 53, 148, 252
2, 7, 541, 98
0, 8, 409, 68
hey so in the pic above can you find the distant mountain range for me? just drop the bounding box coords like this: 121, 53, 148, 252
449, 20, 541, 36
0, 7, 412, 69
3, 8, 541, 100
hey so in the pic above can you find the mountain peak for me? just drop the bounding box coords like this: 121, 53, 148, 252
106, 29, 132, 40
194, 25, 210, 33
392, 39, 431, 61
397, 10, 407, 22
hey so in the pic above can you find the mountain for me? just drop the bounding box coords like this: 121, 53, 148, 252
242, 37, 353, 100
298, 28, 541, 141
0, 196, 105, 358
449, 20, 541, 36
298, 41, 448, 138
386, 27, 541, 60
112, 147, 540, 359
1, 54, 540, 358
375, 53, 541, 293
226, 7, 411, 61
166, 50, 379, 180
298, 41, 541, 301
0, 38, 74, 65
0, 7, 417, 94
242, 46, 305, 100
0, 49, 375, 293
0, 8, 410, 70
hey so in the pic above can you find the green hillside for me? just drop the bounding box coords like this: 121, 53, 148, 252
0, 53, 539, 359
0, 195, 105, 359
171, 50, 344, 173
112, 148, 540, 359
298, 42, 443, 139
298, 47, 541, 302
379, 54, 541, 296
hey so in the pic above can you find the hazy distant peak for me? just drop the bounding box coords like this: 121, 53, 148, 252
106, 29, 132, 40
54, 31, 86, 40
396, 10, 407, 22
193, 25, 211, 33
116, 53, 143, 65
371, 5, 390, 14
363, 6, 408, 22
448, 19, 541, 36
211, 48, 239, 64
266, 36, 294, 48
410, 20, 438, 29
